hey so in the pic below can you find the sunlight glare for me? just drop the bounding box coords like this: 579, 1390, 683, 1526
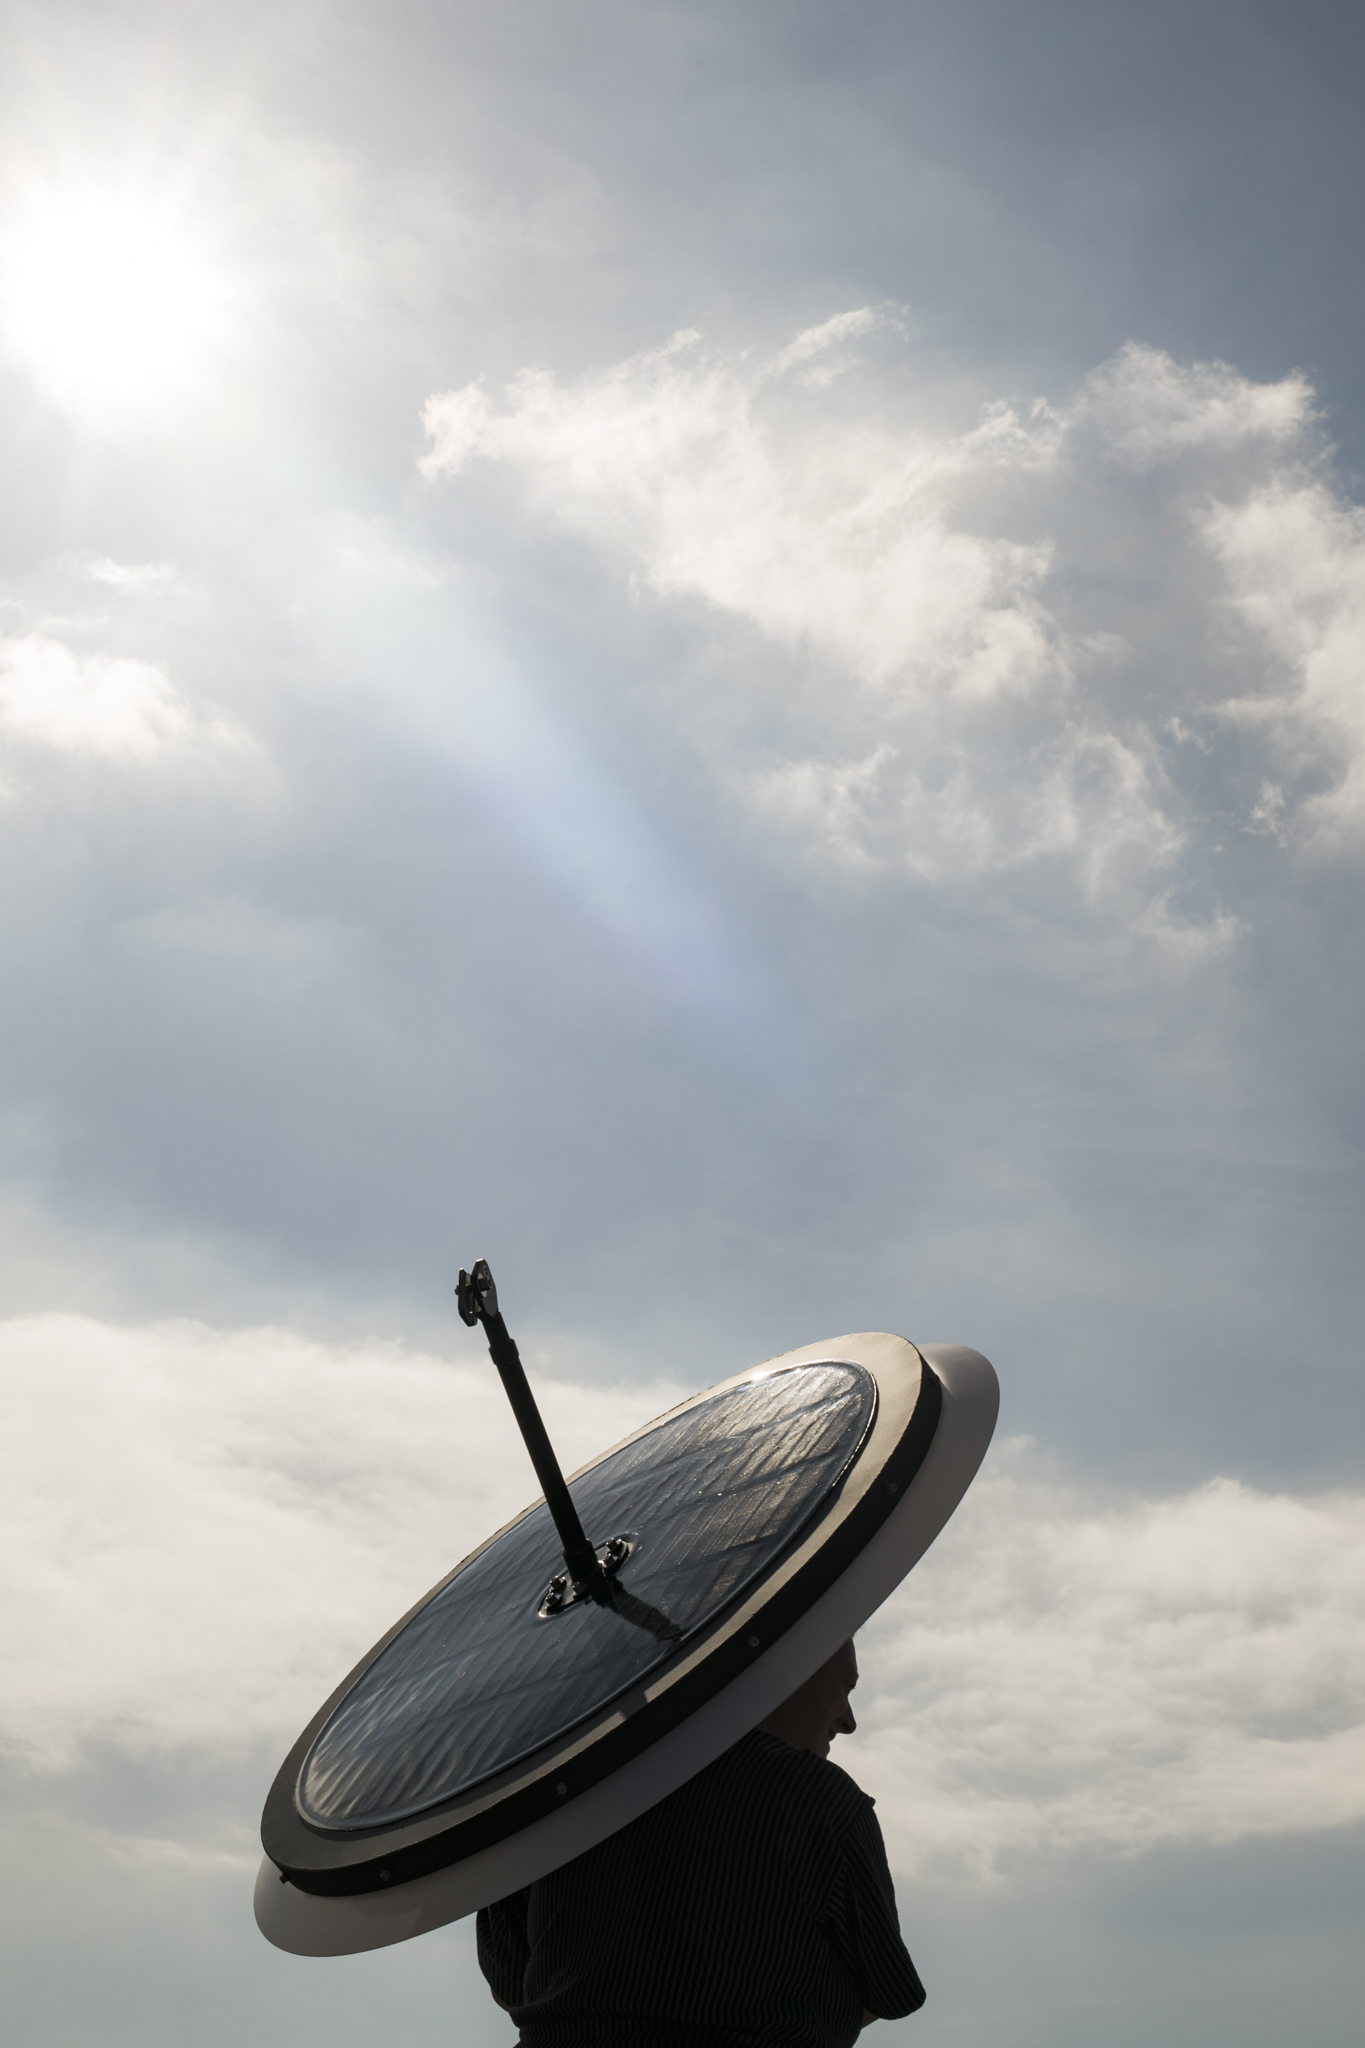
0, 189, 227, 414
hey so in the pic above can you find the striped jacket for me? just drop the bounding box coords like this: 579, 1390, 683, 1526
476, 1728, 926, 2048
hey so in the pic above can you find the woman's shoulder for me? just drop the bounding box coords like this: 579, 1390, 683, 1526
725, 1728, 875, 1829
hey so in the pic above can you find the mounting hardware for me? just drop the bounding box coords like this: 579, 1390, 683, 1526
538, 1534, 634, 1618
456, 1258, 498, 1327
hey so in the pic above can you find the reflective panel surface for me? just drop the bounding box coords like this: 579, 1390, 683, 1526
298, 1361, 876, 1829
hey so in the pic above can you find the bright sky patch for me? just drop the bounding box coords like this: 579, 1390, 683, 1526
0, 189, 226, 414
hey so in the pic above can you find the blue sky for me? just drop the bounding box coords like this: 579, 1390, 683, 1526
2, 5, 1363, 2045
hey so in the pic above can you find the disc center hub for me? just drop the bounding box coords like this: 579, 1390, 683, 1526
538, 1533, 634, 1618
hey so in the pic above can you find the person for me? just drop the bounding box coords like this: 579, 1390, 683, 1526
476, 1639, 926, 2047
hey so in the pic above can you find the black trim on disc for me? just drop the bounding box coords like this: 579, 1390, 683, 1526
262, 1355, 941, 1898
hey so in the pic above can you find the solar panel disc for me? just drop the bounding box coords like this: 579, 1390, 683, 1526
256, 1331, 997, 1957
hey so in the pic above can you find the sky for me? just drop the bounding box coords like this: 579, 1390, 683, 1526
1, 2, 1363, 2043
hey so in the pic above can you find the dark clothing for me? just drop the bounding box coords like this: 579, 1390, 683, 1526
476, 1729, 925, 2048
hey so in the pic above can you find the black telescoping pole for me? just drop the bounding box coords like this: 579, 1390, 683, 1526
457, 1259, 605, 1594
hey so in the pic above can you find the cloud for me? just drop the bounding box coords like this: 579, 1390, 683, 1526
753, 722, 1184, 893
0, 632, 238, 763
859, 1441, 1365, 1878
85, 557, 178, 593
0, 634, 187, 759
773, 306, 887, 384
1202, 481, 1365, 844
421, 318, 1061, 705
420, 320, 1365, 921
3, 1314, 1360, 1889
0, 1313, 681, 1774
1075, 340, 1314, 467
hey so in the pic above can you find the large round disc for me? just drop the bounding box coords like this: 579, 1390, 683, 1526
256, 1333, 997, 1957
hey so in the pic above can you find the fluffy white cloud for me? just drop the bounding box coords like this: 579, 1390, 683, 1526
859, 1442, 1365, 1876
3, 1315, 1360, 1883
421, 322, 1061, 705
1075, 339, 1314, 466
1203, 482, 1365, 843
85, 557, 178, 593
0, 632, 240, 764
0, 1313, 680, 1773
752, 722, 1185, 895
421, 320, 1365, 911
0, 634, 190, 760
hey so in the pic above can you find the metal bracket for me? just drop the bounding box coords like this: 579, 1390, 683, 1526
538, 1534, 634, 1618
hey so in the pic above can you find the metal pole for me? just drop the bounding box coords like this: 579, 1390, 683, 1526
457, 1259, 605, 1593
